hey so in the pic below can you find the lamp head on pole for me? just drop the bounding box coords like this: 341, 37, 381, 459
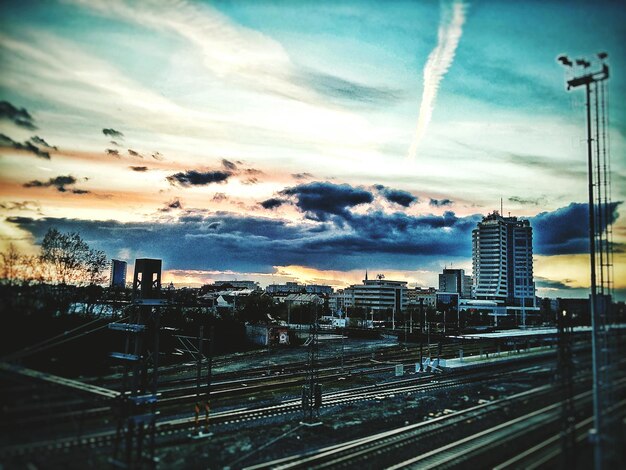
575, 58, 591, 68
558, 55, 573, 67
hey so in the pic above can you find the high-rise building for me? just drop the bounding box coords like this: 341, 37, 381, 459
472, 211, 535, 307
110, 259, 127, 288
438, 268, 472, 298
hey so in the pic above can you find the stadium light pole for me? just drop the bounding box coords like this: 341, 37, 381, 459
558, 53, 609, 470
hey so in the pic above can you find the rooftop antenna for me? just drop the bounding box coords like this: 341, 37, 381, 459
500, 197, 503, 216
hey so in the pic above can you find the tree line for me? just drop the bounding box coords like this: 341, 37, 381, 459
0, 228, 108, 286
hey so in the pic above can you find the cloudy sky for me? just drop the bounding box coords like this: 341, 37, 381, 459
0, 0, 624, 299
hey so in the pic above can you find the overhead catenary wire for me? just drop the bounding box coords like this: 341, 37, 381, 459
2, 315, 130, 362
1, 315, 107, 361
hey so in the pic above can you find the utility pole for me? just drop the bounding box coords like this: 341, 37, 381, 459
205, 325, 214, 436
419, 299, 424, 372
196, 326, 203, 400
559, 52, 617, 469
302, 304, 321, 425
557, 307, 576, 469
190, 324, 212, 438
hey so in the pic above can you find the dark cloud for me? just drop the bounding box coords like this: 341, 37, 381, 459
244, 168, 263, 176
429, 198, 453, 207
0, 101, 37, 130
531, 202, 621, 255
151, 152, 164, 161
375, 185, 417, 207
129, 166, 148, 172
13, 202, 606, 274
168, 199, 182, 209
5, 203, 625, 286
106, 148, 120, 157
298, 70, 403, 106
128, 149, 142, 158
213, 193, 228, 202
280, 181, 373, 221
23, 175, 86, 193
6, 209, 481, 273
243, 177, 259, 185
166, 170, 231, 187
260, 198, 285, 210
102, 128, 124, 138
0, 200, 41, 212
30, 136, 57, 150
110, 141, 121, 147
160, 198, 183, 212
509, 196, 546, 206
292, 172, 313, 180
222, 159, 237, 170
0, 133, 50, 159
535, 277, 579, 290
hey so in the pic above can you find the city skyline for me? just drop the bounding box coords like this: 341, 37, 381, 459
1, 0, 625, 299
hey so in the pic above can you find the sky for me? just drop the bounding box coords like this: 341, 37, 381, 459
0, 0, 625, 299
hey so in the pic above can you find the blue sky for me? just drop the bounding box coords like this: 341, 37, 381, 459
0, 0, 624, 298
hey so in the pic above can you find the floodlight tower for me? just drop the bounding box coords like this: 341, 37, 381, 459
558, 53, 618, 469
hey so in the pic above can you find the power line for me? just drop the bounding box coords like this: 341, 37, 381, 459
3, 315, 129, 361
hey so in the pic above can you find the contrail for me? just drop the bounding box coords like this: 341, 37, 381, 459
407, 0, 466, 161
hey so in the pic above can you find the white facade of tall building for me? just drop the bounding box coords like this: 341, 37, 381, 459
329, 277, 407, 314
472, 212, 535, 307
266, 282, 333, 296
351, 278, 407, 313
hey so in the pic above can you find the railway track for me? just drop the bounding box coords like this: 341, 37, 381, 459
390, 396, 626, 469
0, 358, 553, 459
246, 375, 626, 470
89, 338, 502, 391
2, 344, 496, 424
2, 340, 560, 436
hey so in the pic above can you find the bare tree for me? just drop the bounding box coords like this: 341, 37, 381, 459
40, 228, 108, 285
86, 249, 108, 285
0, 244, 45, 285
0, 243, 21, 284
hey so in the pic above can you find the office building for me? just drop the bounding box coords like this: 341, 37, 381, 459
405, 287, 437, 308
344, 276, 407, 314
213, 280, 260, 290
109, 259, 127, 288
266, 282, 333, 297
438, 268, 472, 298
472, 211, 535, 307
